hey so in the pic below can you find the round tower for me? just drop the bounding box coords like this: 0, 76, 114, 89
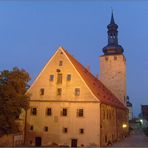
99, 12, 126, 105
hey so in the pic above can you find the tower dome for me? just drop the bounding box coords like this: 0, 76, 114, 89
103, 12, 124, 55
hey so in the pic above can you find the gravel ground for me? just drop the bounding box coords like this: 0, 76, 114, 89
112, 130, 148, 147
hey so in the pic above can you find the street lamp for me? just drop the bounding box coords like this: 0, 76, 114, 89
140, 119, 143, 125
122, 124, 127, 128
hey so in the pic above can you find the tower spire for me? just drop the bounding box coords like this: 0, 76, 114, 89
110, 11, 115, 24
102, 12, 124, 55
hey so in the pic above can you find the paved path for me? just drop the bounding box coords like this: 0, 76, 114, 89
112, 131, 148, 147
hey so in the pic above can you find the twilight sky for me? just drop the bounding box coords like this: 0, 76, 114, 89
0, 1, 148, 116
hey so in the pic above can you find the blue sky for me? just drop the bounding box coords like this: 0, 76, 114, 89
0, 1, 148, 116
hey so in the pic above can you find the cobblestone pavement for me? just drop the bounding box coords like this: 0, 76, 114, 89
112, 131, 148, 147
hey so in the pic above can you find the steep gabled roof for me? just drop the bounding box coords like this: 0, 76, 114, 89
62, 47, 127, 110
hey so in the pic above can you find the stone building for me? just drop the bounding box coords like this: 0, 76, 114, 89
140, 105, 148, 128
24, 13, 128, 147
141, 105, 148, 120
126, 96, 133, 121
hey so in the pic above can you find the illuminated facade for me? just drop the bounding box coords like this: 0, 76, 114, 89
25, 13, 128, 147
100, 12, 126, 105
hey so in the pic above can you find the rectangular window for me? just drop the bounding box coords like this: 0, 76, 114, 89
40, 88, 44, 95
67, 74, 71, 81
31, 108, 37, 115
59, 60, 63, 66
105, 57, 108, 61
49, 75, 54, 81
75, 88, 80, 96
103, 110, 105, 119
107, 110, 108, 119
62, 108, 67, 116
44, 126, 48, 132
109, 111, 111, 120
30, 125, 34, 131
46, 108, 52, 116
57, 88, 62, 96
63, 127, 68, 133
57, 74, 62, 84
80, 128, 84, 134
105, 135, 107, 143
77, 109, 84, 117
114, 56, 117, 60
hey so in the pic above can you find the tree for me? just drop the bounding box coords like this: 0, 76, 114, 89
0, 67, 30, 136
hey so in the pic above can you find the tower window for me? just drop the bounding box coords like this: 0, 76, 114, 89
57, 88, 62, 96
105, 57, 108, 61
31, 108, 37, 115
59, 61, 63, 66
75, 88, 80, 96
49, 75, 54, 81
44, 126, 48, 132
77, 109, 84, 117
46, 108, 52, 116
40, 88, 44, 95
63, 127, 68, 133
30, 125, 34, 131
57, 74, 62, 84
80, 128, 84, 134
114, 56, 117, 60
67, 74, 71, 81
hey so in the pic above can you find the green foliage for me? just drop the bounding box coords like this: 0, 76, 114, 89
0, 67, 30, 136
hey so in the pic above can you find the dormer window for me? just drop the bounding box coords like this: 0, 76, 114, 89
59, 61, 63, 66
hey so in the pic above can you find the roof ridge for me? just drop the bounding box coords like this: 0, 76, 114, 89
62, 48, 127, 110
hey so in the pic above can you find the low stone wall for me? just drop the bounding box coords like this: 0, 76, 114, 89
0, 133, 24, 146
0, 135, 13, 147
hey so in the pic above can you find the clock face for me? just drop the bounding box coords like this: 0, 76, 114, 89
110, 38, 114, 43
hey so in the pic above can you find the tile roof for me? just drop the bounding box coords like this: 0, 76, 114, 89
62, 47, 127, 110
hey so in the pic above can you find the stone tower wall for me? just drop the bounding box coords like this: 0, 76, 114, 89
100, 54, 126, 105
